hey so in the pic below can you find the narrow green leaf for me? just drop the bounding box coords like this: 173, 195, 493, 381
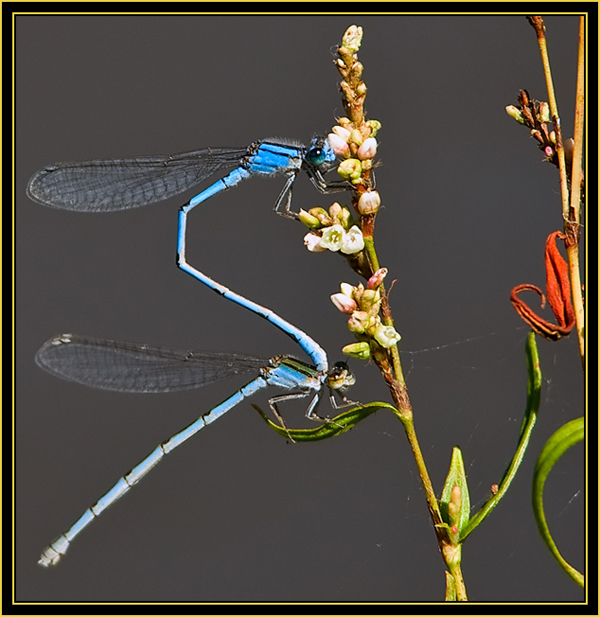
461, 331, 541, 541
253, 401, 397, 442
440, 447, 471, 537
532, 417, 584, 587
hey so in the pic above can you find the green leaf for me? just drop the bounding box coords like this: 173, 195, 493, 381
440, 446, 471, 538
532, 417, 584, 587
461, 331, 541, 541
252, 401, 397, 442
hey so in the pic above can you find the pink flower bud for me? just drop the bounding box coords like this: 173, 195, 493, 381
330, 292, 358, 314
367, 267, 388, 289
357, 137, 377, 160
327, 133, 350, 157
328, 202, 343, 219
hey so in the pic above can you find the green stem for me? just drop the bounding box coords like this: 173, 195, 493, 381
363, 235, 405, 386
447, 560, 468, 602
397, 412, 444, 529
362, 234, 379, 271
366, 234, 463, 593
396, 407, 470, 600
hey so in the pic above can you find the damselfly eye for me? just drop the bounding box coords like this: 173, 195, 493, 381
308, 145, 329, 167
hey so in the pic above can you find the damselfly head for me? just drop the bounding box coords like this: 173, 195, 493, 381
306, 136, 337, 169
327, 361, 356, 391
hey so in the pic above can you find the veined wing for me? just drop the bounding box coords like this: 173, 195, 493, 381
26, 147, 248, 212
35, 333, 270, 394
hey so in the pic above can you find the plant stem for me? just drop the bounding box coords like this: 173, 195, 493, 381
566, 17, 586, 363
363, 235, 406, 387
365, 233, 468, 596
335, 25, 469, 599
529, 18, 570, 219
447, 560, 468, 601
530, 15, 585, 364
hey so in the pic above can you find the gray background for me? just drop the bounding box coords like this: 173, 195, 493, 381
15, 14, 586, 603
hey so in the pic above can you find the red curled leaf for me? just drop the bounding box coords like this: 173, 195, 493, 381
545, 231, 576, 329
510, 232, 575, 340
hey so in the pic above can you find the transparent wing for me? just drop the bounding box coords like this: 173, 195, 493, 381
26, 147, 248, 212
35, 334, 270, 394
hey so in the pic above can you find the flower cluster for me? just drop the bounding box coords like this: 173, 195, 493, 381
300, 118, 384, 256
327, 118, 381, 190
506, 89, 574, 168
330, 268, 401, 359
301, 203, 365, 255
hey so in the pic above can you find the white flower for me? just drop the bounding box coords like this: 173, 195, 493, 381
319, 224, 345, 251
340, 225, 365, 254
374, 324, 401, 348
304, 232, 327, 252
